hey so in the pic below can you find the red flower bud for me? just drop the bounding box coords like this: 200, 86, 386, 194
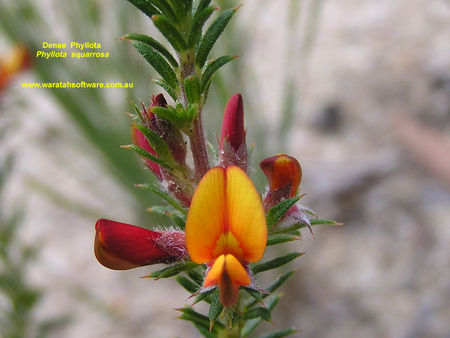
260, 154, 302, 209
219, 94, 247, 170
151, 93, 168, 108
94, 219, 187, 270
131, 122, 163, 180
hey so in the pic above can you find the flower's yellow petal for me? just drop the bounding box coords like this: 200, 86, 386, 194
225, 166, 267, 262
186, 167, 227, 263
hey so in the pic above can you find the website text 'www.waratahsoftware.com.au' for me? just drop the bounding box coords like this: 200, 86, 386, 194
21, 81, 133, 89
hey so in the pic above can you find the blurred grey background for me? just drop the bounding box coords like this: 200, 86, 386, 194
1, 0, 450, 337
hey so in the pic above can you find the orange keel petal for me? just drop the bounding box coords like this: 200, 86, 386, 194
204, 254, 251, 307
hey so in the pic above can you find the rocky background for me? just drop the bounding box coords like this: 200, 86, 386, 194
1, 0, 450, 337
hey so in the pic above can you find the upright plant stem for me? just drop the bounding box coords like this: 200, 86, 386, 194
189, 113, 210, 180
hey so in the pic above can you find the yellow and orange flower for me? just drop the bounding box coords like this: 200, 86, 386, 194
185, 166, 267, 307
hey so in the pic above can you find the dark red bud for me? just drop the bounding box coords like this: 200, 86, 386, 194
219, 94, 247, 170
220, 93, 245, 151
151, 93, 168, 108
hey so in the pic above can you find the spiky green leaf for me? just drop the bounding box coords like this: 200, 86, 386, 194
121, 33, 178, 68
192, 287, 216, 305
184, 75, 201, 104
188, 5, 217, 47
187, 269, 204, 286
242, 296, 282, 337
201, 54, 238, 92
146, 206, 186, 229
177, 306, 225, 332
193, 0, 212, 14
121, 144, 172, 170
135, 183, 187, 213
310, 218, 342, 226
151, 106, 185, 127
267, 234, 300, 246
125, 0, 160, 19
246, 270, 297, 309
194, 325, 217, 338
151, 0, 178, 22
243, 287, 266, 306
130, 40, 178, 88
171, 212, 187, 229
266, 196, 300, 230
178, 313, 211, 333
127, 98, 145, 122
167, 0, 191, 21
175, 275, 199, 294
152, 78, 178, 101
134, 125, 174, 162
251, 253, 304, 275
209, 292, 224, 330
144, 261, 198, 279
243, 307, 272, 322
152, 15, 187, 52
196, 6, 239, 67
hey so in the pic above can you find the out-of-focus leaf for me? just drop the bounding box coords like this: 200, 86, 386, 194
256, 327, 300, 338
